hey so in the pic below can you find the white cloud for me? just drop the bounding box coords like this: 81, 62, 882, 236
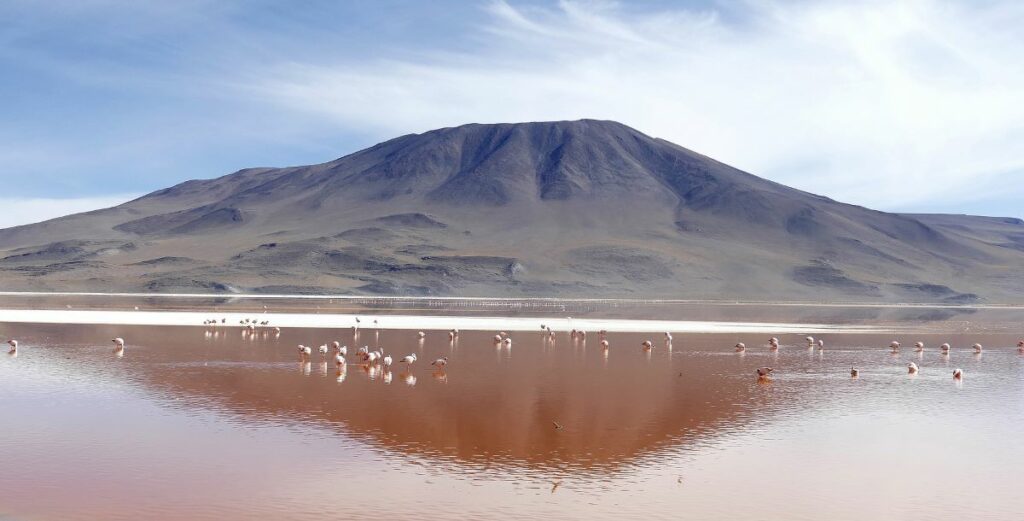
246, 0, 1024, 216
0, 195, 142, 229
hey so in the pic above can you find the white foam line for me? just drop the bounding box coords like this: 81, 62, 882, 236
0, 308, 887, 334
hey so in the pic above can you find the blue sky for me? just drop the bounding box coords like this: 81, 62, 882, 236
2, 0, 1022, 226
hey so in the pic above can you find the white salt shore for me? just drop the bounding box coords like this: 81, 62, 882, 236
0, 308, 884, 334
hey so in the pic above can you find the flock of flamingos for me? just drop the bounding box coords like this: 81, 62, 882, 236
7, 316, 1024, 384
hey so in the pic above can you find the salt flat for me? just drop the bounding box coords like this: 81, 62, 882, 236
0, 308, 885, 334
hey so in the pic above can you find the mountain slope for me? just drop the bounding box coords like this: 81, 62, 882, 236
1, 119, 1021, 302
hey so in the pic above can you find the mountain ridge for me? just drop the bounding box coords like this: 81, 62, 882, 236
0, 119, 1021, 302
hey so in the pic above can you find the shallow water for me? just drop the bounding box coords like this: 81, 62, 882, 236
2, 322, 1023, 520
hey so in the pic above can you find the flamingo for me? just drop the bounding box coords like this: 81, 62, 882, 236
318, 345, 329, 357
641, 340, 653, 350
756, 367, 773, 379
735, 342, 746, 352
665, 332, 673, 342
334, 353, 346, 366
816, 339, 824, 350
400, 353, 417, 366
337, 345, 348, 357
357, 346, 369, 358
298, 345, 312, 357
493, 334, 503, 343
448, 331, 456, 341
805, 336, 815, 347
850, 368, 859, 377
1017, 340, 1024, 352
914, 342, 925, 352
953, 368, 963, 379
908, 362, 919, 374
7, 339, 17, 355
503, 337, 513, 347
769, 337, 779, 350
890, 341, 901, 352
382, 354, 393, 369
940, 343, 951, 354
600, 339, 609, 348
417, 331, 426, 339
973, 343, 983, 354
431, 356, 449, 368
112, 338, 125, 351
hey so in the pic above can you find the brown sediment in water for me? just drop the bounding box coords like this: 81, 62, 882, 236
2, 321, 1024, 520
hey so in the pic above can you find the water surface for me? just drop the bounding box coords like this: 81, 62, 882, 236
1, 322, 1023, 520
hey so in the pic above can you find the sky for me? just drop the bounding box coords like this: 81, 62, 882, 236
1, 0, 1022, 227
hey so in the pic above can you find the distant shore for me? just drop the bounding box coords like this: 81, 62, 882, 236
0, 291, 1020, 309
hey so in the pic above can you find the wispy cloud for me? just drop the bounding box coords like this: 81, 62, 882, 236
0, 195, 141, 229
249, 0, 1024, 215
3, 1, 1023, 218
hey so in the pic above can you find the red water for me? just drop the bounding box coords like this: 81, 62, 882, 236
1, 323, 1023, 520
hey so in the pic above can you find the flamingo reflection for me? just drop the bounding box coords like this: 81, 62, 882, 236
401, 371, 417, 386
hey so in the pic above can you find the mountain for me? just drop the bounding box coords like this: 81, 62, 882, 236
1, 119, 1022, 302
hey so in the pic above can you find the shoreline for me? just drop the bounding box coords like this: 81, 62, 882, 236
0, 308, 888, 334
0, 291, 1019, 309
